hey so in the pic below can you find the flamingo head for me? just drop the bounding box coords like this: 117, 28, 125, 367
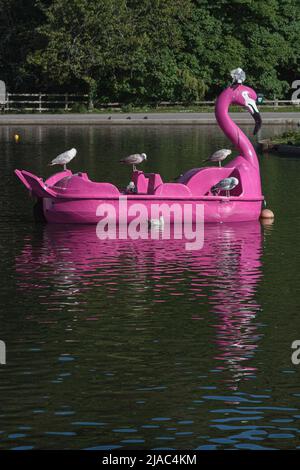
231, 84, 262, 135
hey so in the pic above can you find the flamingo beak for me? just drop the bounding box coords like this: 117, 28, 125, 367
252, 108, 262, 135
242, 92, 262, 135
247, 99, 262, 135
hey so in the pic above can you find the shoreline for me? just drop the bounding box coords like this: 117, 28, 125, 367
0, 112, 299, 125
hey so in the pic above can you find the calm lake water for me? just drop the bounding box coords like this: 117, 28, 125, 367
0, 122, 300, 450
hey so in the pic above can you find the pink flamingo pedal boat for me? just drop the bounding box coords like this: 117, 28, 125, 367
15, 71, 264, 224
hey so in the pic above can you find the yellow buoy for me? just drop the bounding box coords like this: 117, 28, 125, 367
260, 208, 274, 219
14, 134, 20, 143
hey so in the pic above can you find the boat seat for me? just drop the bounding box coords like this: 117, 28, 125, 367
224, 168, 243, 196
202, 168, 243, 196
53, 175, 120, 197
178, 167, 236, 196
145, 173, 163, 194
132, 171, 163, 194
132, 171, 149, 193
154, 183, 192, 197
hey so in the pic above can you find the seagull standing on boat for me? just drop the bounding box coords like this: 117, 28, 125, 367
120, 153, 147, 171
126, 181, 137, 193
204, 149, 232, 167
211, 177, 239, 197
49, 148, 77, 170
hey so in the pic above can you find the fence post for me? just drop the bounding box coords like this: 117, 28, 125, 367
0, 81, 5, 113
6, 93, 9, 112
65, 93, 69, 111
88, 96, 94, 111
39, 93, 42, 113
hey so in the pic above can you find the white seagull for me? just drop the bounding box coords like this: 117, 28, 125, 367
204, 149, 232, 167
211, 177, 239, 197
49, 148, 77, 170
148, 216, 164, 228
120, 153, 147, 171
126, 181, 137, 193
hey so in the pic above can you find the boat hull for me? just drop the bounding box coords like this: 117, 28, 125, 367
43, 196, 263, 224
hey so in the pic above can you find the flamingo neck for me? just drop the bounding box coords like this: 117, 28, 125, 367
215, 87, 259, 169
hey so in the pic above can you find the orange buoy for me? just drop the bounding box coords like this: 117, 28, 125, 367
260, 208, 274, 219
260, 217, 274, 227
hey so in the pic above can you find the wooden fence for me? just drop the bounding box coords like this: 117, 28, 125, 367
1, 93, 300, 112
2, 93, 89, 112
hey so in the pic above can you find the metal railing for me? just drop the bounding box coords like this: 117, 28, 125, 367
1, 93, 300, 112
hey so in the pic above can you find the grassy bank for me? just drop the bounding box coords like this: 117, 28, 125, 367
271, 130, 300, 145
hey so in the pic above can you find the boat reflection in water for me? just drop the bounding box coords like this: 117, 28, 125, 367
16, 221, 264, 389
204, 223, 263, 389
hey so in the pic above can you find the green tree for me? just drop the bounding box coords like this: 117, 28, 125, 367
29, 0, 207, 103
0, 0, 44, 90
204, 0, 300, 98
1, 0, 300, 101
28, 0, 134, 104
